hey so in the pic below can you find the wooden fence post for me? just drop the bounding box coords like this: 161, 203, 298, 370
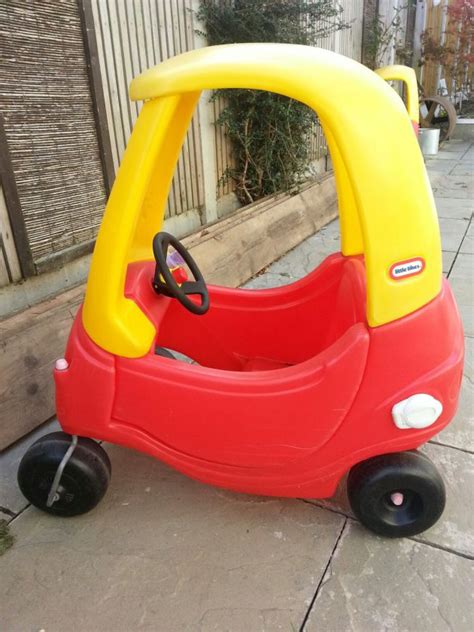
0, 115, 35, 279
78, 0, 116, 196
413, 1, 427, 82
190, 0, 219, 225
197, 95, 220, 224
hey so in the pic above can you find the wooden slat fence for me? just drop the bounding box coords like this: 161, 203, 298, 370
339, 0, 365, 62
91, 0, 366, 210
90, 0, 205, 221
421, 0, 447, 96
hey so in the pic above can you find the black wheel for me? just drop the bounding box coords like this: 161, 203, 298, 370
347, 451, 445, 538
18, 432, 111, 517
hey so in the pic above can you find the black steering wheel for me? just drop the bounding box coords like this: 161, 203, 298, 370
152, 232, 209, 315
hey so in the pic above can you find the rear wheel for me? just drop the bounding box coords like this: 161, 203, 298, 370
18, 432, 111, 517
347, 451, 445, 538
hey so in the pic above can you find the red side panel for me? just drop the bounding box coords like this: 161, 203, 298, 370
306, 279, 464, 478
112, 323, 369, 468
55, 310, 115, 438
55, 257, 463, 499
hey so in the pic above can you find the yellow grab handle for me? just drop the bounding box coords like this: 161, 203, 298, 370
375, 65, 419, 124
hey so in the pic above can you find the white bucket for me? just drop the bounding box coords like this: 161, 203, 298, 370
418, 128, 440, 156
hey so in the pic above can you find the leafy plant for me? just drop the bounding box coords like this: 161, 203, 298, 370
196, 0, 351, 204
0, 519, 14, 556
420, 0, 474, 98
364, 3, 411, 70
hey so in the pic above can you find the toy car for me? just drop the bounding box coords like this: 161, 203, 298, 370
18, 44, 464, 538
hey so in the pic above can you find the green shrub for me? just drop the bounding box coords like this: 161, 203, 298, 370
196, 0, 350, 203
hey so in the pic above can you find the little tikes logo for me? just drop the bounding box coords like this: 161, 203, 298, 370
389, 257, 425, 280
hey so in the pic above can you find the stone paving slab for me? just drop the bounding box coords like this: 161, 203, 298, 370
438, 217, 470, 251
3, 444, 344, 632
431, 149, 466, 160
464, 146, 474, 159
460, 222, 473, 254
449, 253, 473, 337
435, 197, 473, 220
245, 219, 463, 284
439, 139, 471, 153
442, 250, 456, 274
416, 443, 474, 557
247, 249, 457, 281
451, 164, 474, 176
305, 521, 474, 632
437, 336, 474, 452
425, 158, 458, 173
430, 173, 473, 199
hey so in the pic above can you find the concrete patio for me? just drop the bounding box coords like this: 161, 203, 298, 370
1, 135, 473, 631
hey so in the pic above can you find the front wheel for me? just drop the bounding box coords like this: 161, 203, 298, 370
18, 432, 111, 517
347, 451, 445, 538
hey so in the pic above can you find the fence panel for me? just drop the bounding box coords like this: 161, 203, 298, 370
92, 0, 366, 211
422, 0, 446, 95
90, 0, 205, 221
339, 0, 364, 62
